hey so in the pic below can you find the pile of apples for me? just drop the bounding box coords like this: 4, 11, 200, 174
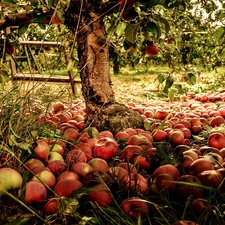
1, 99, 225, 224
184, 89, 225, 102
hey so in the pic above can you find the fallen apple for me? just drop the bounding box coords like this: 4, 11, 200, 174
54, 179, 83, 197
33, 139, 50, 161
93, 137, 118, 160
88, 183, 112, 207
152, 164, 180, 180
120, 197, 149, 219
176, 175, 203, 199
0, 167, 22, 195
22, 181, 47, 205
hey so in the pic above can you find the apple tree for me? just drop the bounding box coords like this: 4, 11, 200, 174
0, 0, 186, 134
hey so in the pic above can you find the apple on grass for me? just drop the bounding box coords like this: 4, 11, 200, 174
168, 130, 185, 145
63, 128, 79, 142
57, 171, 80, 182
190, 198, 213, 214
43, 198, 60, 215
24, 158, 45, 170
0, 168, 22, 195
133, 155, 151, 169
152, 173, 176, 193
47, 160, 67, 175
176, 175, 203, 199
152, 164, 180, 181
121, 145, 143, 161
49, 143, 65, 155
54, 179, 83, 197
208, 132, 225, 149
31, 170, 56, 189
52, 102, 65, 112
121, 173, 148, 195
189, 158, 214, 176
21, 181, 47, 205
65, 149, 87, 165
88, 183, 112, 207
73, 143, 93, 161
197, 169, 223, 189
120, 197, 149, 219
70, 162, 93, 178
93, 137, 118, 160
33, 139, 50, 161
88, 158, 109, 173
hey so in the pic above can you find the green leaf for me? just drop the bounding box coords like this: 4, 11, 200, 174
116, 22, 126, 36
124, 24, 139, 44
38, 23, 46, 30
155, 143, 169, 160
157, 73, 166, 84
18, 24, 29, 36
187, 73, 196, 85
32, 14, 48, 23
145, 22, 161, 39
3, 216, 32, 225
165, 75, 174, 89
215, 27, 225, 41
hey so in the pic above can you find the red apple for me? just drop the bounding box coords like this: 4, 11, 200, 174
108, 166, 128, 181
98, 130, 114, 139
49, 143, 64, 155
54, 179, 83, 197
22, 181, 47, 205
168, 130, 185, 145
154, 110, 169, 120
115, 131, 130, 143
73, 143, 93, 161
120, 197, 149, 219
88, 183, 112, 207
88, 158, 109, 173
210, 116, 225, 127
152, 173, 176, 193
48, 151, 64, 163
121, 145, 143, 161
57, 171, 80, 182
33, 139, 50, 161
31, 170, 56, 188
121, 173, 148, 195
65, 149, 87, 165
208, 132, 225, 149
24, 158, 45, 170
133, 155, 151, 169
152, 129, 168, 142
43, 198, 60, 215
82, 170, 111, 185
47, 160, 67, 175
117, 162, 137, 173
190, 198, 213, 214
70, 162, 93, 177
31, 166, 51, 175
146, 44, 158, 56
189, 158, 214, 176
5, 44, 15, 55
176, 175, 203, 199
197, 169, 223, 189
93, 137, 118, 160
152, 164, 180, 180
52, 102, 65, 112
63, 128, 79, 142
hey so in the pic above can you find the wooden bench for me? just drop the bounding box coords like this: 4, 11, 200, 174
10, 40, 80, 94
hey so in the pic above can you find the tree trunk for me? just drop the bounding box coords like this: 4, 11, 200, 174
73, 10, 143, 134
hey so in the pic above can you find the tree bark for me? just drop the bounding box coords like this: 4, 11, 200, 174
72, 8, 143, 134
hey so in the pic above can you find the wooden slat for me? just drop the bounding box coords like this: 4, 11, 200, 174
19, 41, 62, 46
13, 73, 81, 83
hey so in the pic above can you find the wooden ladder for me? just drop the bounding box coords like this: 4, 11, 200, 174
10, 40, 80, 94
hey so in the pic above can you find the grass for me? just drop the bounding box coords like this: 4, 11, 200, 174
1, 65, 225, 224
